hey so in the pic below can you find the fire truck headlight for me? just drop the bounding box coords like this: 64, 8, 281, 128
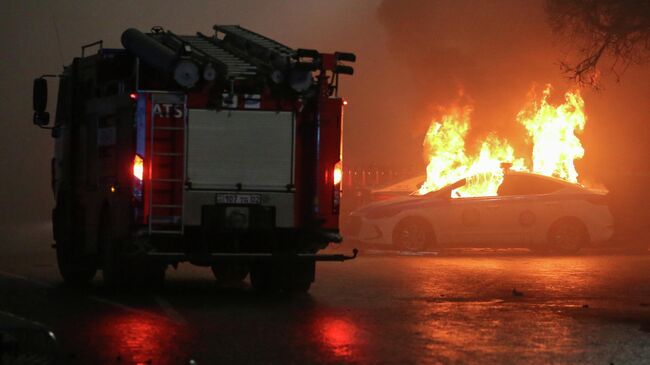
133, 155, 144, 181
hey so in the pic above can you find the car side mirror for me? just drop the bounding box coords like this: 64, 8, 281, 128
33, 78, 49, 126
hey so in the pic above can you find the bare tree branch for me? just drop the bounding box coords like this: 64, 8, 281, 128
546, 0, 650, 87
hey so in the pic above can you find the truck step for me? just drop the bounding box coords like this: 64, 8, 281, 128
151, 204, 183, 208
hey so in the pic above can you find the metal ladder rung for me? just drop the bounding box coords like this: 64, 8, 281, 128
153, 152, 183, 156
154, 126, 184, 130
151, 178, 183, 183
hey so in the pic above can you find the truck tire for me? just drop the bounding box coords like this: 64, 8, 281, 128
99, 213, 130, 289
281, 261, 314, 293
211, 264, 249, 283
53, 201, 97, 286
249, 263, 274, 292
250, 261, 314, 293
132, 263, 167, 288
55, 240, 97, 286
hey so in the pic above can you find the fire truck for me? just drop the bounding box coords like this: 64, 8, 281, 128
32, 25, 357, 291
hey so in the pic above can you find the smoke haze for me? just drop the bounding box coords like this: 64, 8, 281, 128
1, 0, 649, 225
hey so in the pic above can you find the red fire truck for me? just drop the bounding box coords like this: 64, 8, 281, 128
32, 25, 357, 291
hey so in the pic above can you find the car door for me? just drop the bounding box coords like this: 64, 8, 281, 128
493, 173, 570, 246
433, 192, 508, 247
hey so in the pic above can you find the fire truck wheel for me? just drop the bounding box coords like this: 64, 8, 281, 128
393, 218, 436, 252
131, 263, 167, 288
99, 217, 130, 288
282, 261, 315, 293
283, 279, 312, 293
249, 263, 274, 292
250, 262, 314, 293
56, 240, 97, 286
548, 218, 588, 254
211, 264, 249, 283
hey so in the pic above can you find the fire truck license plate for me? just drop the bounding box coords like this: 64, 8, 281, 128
216, 193, 261, 205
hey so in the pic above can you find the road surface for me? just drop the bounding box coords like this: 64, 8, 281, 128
1, 222, 649, 364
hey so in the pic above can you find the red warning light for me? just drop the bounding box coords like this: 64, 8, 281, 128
343, 100, 348, 106
129, 93, 138, 100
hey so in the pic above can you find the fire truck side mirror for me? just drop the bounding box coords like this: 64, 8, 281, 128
335, 65, 354, 75
33, 78, 50, 126
33, 78, 48, 113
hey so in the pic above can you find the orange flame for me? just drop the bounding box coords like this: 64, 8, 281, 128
419, 85, 586, 197
517, 85, 586, 183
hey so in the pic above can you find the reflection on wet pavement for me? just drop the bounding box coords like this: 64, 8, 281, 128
1, 230, 650, 365
314, 315, 361, 358
97, 313, 188, 365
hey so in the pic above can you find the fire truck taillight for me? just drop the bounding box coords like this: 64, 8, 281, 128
332, 160, 342, 215
133, 155, 144, 181
129, 92, 138, 100
333, 161, 343, 186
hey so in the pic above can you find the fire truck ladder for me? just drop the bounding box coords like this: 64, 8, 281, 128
148, 95, 186, 235
214, 25, 295, 61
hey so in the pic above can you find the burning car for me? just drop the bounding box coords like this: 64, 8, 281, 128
346, 170, 614, 253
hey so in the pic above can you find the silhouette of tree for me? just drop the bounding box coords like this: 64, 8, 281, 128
546, 0, 650, 86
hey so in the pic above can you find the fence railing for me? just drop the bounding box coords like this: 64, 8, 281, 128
342, 166, 422, 190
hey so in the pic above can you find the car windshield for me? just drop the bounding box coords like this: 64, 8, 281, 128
421, 173, 573, 199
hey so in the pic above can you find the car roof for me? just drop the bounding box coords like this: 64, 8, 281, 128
503, 170, 584, 188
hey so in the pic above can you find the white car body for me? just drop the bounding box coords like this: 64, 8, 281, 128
346, 171, 614, 251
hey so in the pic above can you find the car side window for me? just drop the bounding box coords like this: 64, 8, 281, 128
497, 175, 565, 196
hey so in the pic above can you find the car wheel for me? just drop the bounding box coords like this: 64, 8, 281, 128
548, 218, 588, 254
393, 218, 435, 252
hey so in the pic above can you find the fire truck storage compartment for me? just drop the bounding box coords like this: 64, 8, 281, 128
186, 109, 295, 191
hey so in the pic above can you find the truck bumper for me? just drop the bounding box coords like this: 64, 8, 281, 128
144, 249, 358, 264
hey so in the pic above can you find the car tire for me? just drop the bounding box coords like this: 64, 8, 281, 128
548, 218, 588, 254
393, 218, 435, 252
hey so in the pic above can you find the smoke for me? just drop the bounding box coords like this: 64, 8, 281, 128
377, 0, 571, 145
1, 0, 649, 227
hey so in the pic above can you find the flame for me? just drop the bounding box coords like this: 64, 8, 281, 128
419, 85, 586, 197
418, 105, 524, 197
517, 86, 586, 183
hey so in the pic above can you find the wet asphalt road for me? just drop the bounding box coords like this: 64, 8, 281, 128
1, 222, 650, 364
